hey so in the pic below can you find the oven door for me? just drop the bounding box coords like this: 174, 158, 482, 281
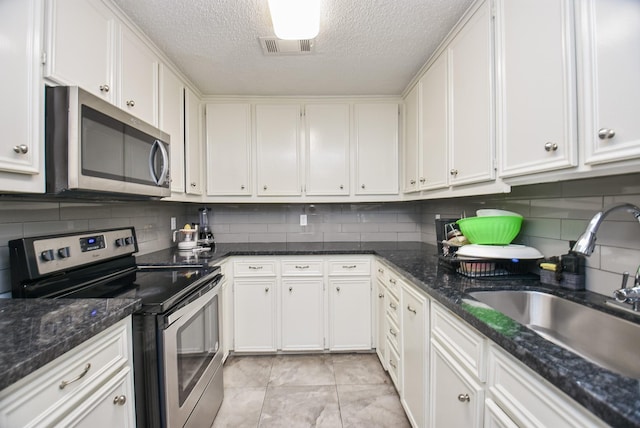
162, 284, 223, 428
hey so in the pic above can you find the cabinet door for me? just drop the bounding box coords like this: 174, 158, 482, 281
354, 103, 399, 195
448, 0, 495, 186
206, 103, 251, 195
0, 0, 44, 192
45, 0, 115, 101
375, 279, 387, 368
281, 278, 325, 350
419, 53, 449, 191
579, 0, 640, 165
233, 279, 277, 352
497, 0, 577, 177
159, 64, 185, 193
403, 86, 419, 193
185, 87, 203, 195
57, 368, 135, 428
120, 26, 159, 126
401, 285, 429, 428
305, 104, 350, 195
256, 104, 302, 196
328, 278, 372, 350
430, 340, 484, 428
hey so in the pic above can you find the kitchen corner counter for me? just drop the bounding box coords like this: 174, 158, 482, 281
0, 298, 141, 391
187, 240, 640, 427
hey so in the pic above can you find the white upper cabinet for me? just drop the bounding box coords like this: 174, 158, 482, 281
577, 0, 640, 165
403, 85, 419, 193
206, 103, 252, 196
44, 0, 115, 102
305, 104, 350, 196
256, 104, 302, 196
159, 64, 185, 193
418, 52, 449, 191
354, 103, 399, 195
185, 87, 203, 195
496, 0, 578, 177
0, 0, 45, 193
448, 0, 495, 186
120, 26, 159, 126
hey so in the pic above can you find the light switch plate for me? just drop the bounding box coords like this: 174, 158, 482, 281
300, 214, 307, 226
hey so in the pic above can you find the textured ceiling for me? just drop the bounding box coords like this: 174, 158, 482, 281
111, 0, 474, 96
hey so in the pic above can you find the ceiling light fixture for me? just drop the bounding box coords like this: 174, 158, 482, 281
267, 0, 320, 40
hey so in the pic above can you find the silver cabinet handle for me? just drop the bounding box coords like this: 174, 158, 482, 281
126, 100, 135, 107
59, 363, 91, 389
450, 169, 458, 176
248, 266, 263, 270
378, 293, 384, 298
99, 84, 110, 93
410, 179, 416, 185
295, 265, 310, 269
389, 328, 397, 337
457, 393, 470, 402
544, 142, 558, 152
598, 128, 616, 140
407, 305, 417, 314
113, 395, 127, 406
389, 359, 397, 369
342, 265, 357, 269
389, 302, 397, 310
13, 144, 28, 154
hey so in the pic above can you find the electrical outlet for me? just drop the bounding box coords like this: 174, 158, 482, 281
170, 217, 177, 230
300, 214, 307, 226
435, 214, 441, 220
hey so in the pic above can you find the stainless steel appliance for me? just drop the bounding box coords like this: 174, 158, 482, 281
9, 227, 223, 428
45, 86, 171, 198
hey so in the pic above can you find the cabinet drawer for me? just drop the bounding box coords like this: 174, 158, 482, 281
385, 315, 400, 351
328, 259, 370, 276
281, 260, 323, 276
387, 342, 401, 391
431, 302, 486, 381
233, 260, 277, 277
0, 318, 130, 428
386, 291, 400, 324
487, 344, 607, 428
386, 273, 400, 298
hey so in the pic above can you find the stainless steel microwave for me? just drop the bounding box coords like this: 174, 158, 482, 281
45, 86, 171, 199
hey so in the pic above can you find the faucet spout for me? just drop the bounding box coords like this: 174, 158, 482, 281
571, 203, 640, 256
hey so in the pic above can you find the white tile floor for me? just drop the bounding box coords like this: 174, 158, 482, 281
211, 353, 411, 428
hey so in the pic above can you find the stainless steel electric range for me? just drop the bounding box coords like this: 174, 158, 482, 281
9, 227, 224, 428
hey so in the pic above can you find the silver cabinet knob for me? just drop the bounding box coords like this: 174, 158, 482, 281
263, 185, 268, 191
389, 328, 397, 337
598, 128, 616, 140
265, 287, 269, 292
378, 293, 384, 298
544, 142, 558, 152
336, 286, 341, 292
289, 286, 293, 292
388, 359, 397, 369
113, 395, 127, 406
240, 184, 245, 190
99, 84, 110, 93
361, 184, 366, 189
420, 177, 426, 183
13, 144, 28, 154
126, 100, 135, 107
190, 182, 197, 187
410, 179, 416, 185
339, 184, 344, 190
457, 393, 470, 402
389, 302, 397, 310
450, 169, 458, 176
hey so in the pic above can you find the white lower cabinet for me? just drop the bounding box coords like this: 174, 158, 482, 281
374, 271, 388, 368
281, 278, 324, 351
0, 317, 135, 428
484, 398, 519, 428
400, 282, 429, 428
233, 277, 277, 352
328, 277, 372, 350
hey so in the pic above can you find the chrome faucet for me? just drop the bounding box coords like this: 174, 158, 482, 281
572, 203, 640, 311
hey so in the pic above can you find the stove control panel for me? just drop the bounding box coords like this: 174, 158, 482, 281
25, 227, 138, 276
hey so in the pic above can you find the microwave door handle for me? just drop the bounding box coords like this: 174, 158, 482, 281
149, 140, 169, 185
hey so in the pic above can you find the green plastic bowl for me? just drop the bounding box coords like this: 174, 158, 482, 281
456, 216, 523, 245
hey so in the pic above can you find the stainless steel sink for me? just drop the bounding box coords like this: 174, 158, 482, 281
467, 290, 640, 379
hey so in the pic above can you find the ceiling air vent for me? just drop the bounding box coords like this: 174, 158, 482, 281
259, 37, 314, 55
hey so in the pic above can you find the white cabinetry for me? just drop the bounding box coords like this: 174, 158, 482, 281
328, 259, 372, 350
233, 260, 277, 352
185, 87, 203, 196
354, 103, 399, 195
0, 317, 135, 428
577, 0, 640, 166
496, 0, 577, 177
205, 103, 252, 196
403, 86, 419, 193
120, 26, 159, 126
448, 0, 495, 186
374, 264, 388, 368
255, 104, 302, 196
400, 282, 429, 428
305, 104, 350, 196
159, 64, 185, 193
0, 0, 45, 193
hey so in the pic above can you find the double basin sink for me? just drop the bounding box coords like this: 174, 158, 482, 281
467, 290, 640, 379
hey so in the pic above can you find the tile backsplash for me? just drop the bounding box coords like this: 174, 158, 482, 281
1, 172, 639, 297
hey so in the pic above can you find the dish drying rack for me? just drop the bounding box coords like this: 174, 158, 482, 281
438, 255, 538, 279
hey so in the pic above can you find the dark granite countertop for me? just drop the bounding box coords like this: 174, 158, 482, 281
0, 298, 141, 390
177, 241, 640, 427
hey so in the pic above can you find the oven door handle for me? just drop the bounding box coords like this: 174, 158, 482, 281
165, 284, 218, 327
